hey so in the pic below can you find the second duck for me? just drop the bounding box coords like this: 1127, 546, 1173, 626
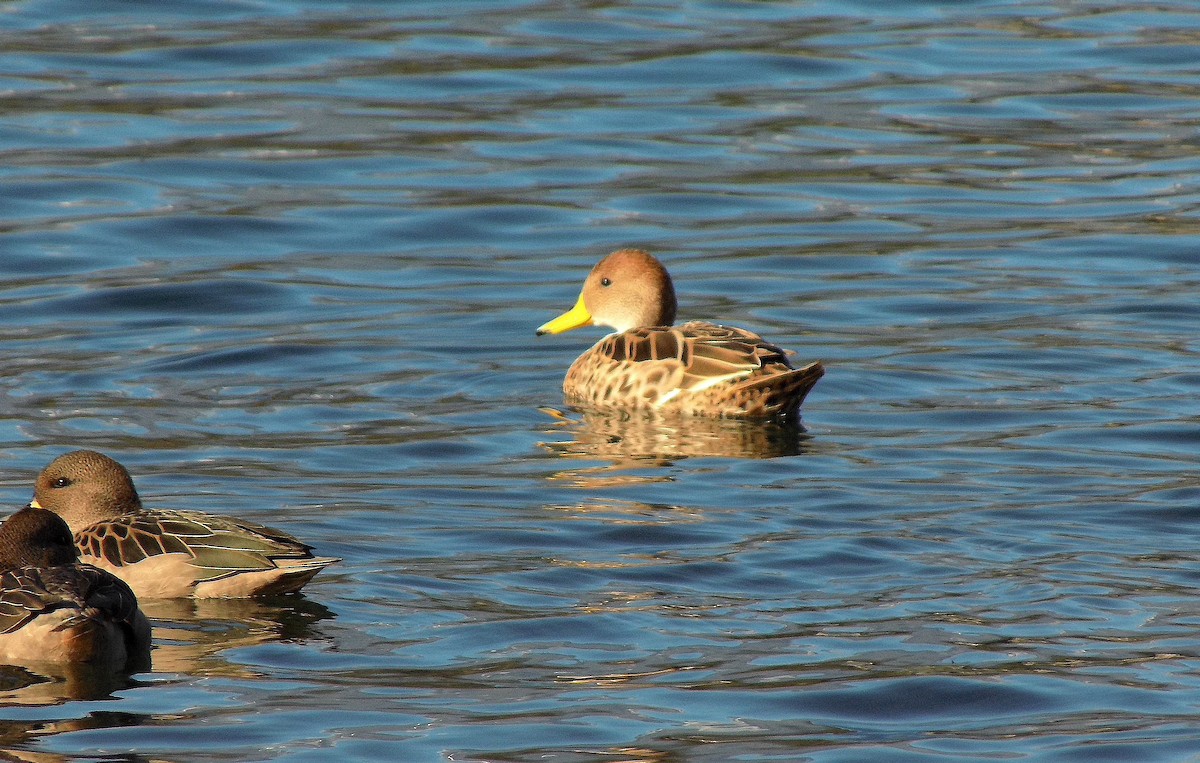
30, 450, 339, 599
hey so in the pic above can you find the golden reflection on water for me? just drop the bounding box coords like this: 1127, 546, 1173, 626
601, 750, 668, 763
548, 498, 705, 524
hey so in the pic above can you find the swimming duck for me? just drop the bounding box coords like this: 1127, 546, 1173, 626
0, 505, 150, 666
30, 450, 339, 599
537, 249, 824, 418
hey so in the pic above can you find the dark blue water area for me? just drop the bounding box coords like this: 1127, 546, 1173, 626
2, 0, 1200, 761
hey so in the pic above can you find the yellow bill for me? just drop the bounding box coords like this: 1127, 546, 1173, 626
536, 293, 593, 335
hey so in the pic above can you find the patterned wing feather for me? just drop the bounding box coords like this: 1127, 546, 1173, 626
0, 566, 103, 635
77, 510, 317, 583
673, 322, 791, 393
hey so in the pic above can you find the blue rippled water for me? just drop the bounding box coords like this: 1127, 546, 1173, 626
3, 0, 1200, 760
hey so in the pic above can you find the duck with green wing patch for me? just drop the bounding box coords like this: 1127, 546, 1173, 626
31, 450, 339, 599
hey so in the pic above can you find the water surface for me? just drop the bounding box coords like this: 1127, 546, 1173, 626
3, 0, 1200, 760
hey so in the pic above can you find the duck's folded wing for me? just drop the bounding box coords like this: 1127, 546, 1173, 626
0, 566, 112, 634
70, 564, 143, 627
595, 322, 790, 391
76, 511, 318, 583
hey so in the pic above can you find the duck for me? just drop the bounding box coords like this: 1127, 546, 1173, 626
537, 249, 824, 418
0, 505, 150, 666
30, 450, 339, 599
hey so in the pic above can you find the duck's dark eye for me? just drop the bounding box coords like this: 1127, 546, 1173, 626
52, 477, 72, 489
601, 277, 612, 287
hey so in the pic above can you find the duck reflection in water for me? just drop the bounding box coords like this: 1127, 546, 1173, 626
143, 594, 335, 679
539, 406, 812, 473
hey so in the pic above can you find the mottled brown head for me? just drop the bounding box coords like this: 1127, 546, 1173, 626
0, 506, 79, 570
537, 249, 678, 335
31, 450, 144, 532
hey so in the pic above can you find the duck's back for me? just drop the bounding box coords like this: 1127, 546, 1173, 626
565, 321, 824, 418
